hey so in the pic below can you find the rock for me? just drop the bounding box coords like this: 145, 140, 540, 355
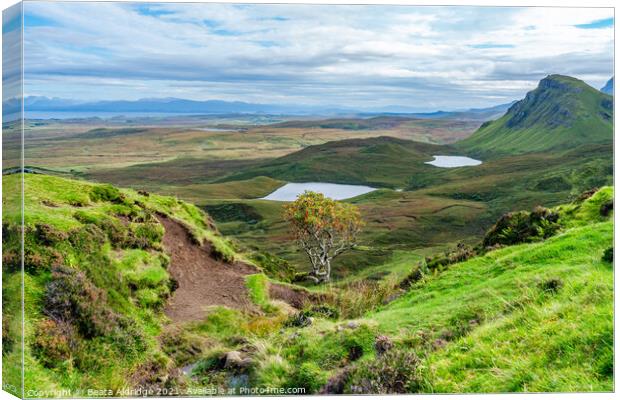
224, 351, 253, 370
346, 321, 359, 329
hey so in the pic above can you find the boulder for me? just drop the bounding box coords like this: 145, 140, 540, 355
224, 351, 253, 370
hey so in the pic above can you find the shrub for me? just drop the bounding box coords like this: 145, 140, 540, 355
23, 246, 63, 274
446, 309, 483, 340
399, 266, 424, 289
284, 312, 314, 328
89, 184, 125, 203
73, 212, 128, 247
34, 223, 69, 245
44, 265, 118, 338
68, 224, 107, 253
346, 349, 422, 394
483, 206, 560, 247
602, 247, 613, 263
425, 243, 476, 271
32, 319, 75, 368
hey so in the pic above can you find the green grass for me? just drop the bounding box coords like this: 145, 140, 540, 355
245, 274, 279, 313
427, 270, 613, 392
365, 220, 612, 392
557, 186, 614, 228
370, 221, 612, 332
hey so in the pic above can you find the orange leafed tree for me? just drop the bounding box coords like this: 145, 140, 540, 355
284, 191, 364, 283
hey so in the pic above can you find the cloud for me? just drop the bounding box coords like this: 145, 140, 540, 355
17, 2, 614, 111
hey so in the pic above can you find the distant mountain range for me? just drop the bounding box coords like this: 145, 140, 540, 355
20, 96, 349, 116
601, 77, 614, 95
3, 95, 514, 121
458, 74, 613, 156
407, 101, 516, 121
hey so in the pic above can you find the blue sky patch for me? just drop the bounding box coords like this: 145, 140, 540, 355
575, 17, 613, 29
134, 4, 175, 18
24, 14, 59, 28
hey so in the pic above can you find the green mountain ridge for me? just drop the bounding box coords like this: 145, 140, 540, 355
458, 74, 613, 157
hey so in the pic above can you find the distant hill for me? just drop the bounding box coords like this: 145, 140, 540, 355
13, 95, 514, 120
407, 101, 516, 121
20, 96, 350, 116
601, 77, 613, 95
457, 75, 613, 156
220, 136, 456, 188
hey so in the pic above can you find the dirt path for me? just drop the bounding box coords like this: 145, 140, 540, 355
157, 215, 259, 323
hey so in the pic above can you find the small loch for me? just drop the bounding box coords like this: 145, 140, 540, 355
262, 182, 377, 201
425, 155, 482, 168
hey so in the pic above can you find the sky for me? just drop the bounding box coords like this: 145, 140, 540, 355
12, 2, 616, 111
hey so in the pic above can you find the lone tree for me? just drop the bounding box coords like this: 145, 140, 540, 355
284, 191, 363, 283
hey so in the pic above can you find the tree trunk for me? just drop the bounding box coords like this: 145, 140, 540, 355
324, 259, 331, 282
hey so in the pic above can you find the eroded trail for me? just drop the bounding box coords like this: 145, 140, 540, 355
157, 215, 258, 323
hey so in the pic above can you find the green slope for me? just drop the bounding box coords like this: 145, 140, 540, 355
364, 187, 613, 392
1, 174, 239, 395
220, 136, 457, 188
458, 75, 613, 156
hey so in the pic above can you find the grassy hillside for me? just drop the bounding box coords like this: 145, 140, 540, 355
246, 187, 613, 394
174, 186, 612, 395
221, 136, 457, 188
2, 173, 613, 395
458, 75, 613, 156
2, 173, 241, 395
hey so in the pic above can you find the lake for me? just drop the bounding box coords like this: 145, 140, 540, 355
425, 155, 482, 168
262, 182, 377, 201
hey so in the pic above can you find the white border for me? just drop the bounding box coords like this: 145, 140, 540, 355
0, 1, 617, 400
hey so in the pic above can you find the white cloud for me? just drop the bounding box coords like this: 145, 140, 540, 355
18, 2, 614, 110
